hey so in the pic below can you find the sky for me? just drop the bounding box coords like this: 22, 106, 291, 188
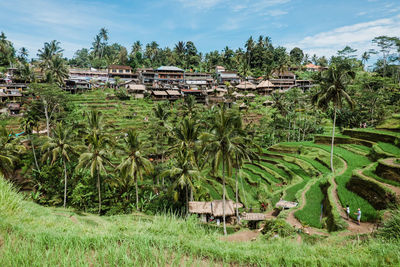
1, 0, 399, 63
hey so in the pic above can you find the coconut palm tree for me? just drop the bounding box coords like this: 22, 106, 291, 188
312, 63, 355, 172
23, 112, 40, 171
48, 56, 68, 86
92, 34, 102, 58
41, 123, 76, 208
0, 126, 25, 178
117, 130, 153, 211
99, 28, 109, 59
160, 150, 201, 214
200, 105, 242, 235
76, 132, 112, 214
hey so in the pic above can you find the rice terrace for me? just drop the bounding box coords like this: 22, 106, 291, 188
1, 0, 400, 266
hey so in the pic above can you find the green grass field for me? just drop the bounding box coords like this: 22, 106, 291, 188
2, 177, 400, 266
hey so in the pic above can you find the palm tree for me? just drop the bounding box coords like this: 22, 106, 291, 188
41, 123, 76, 208
92, 34, 102, 58
117, 130, 153, 211
99, 28, 109, 59
312, 63, 355, 172
37, 40, 63, 70
361, 52, 370, 70
76, 132, 111, 214
23, 112, 40, 171
0, 127, 25, 178
160, 150, 201, 214
200, 105, 241, 235
48, 56, 68, 86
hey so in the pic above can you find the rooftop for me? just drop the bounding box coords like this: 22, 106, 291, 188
156, 66, 184, 72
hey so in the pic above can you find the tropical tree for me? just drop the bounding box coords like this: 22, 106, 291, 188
312, 62, 356, 172
48, 56, 69, 86
117, 130, 153, 210
41, 123, 76, 208
0, 127, 25, 178
160, 150, 201, 214
200, 105, 241, 235
76, 132, 112, 214
99, 28, 109, 59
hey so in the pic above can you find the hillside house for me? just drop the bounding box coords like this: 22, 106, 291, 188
154, 66, 184, 84
108, 65, 138, 80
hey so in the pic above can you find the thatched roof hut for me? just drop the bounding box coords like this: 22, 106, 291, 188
236, 81, 256, 90
189, 200, 240, 217
211, 200, 236, 217
257, 80, 275, 89
276, 200, 298, 209
189, 201, 212, 214
127, 84, 146, 93
263, 100, 274, 106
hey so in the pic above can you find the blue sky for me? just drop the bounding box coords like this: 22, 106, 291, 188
1, 0, 399, 63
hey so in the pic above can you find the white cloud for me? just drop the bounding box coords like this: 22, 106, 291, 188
285, 14, 400, 57
266, 10, 288, 17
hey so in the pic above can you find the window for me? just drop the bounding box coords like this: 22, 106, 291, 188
126, 70, 130, 73
112, 69, 117, 73
119, 70, 123, 73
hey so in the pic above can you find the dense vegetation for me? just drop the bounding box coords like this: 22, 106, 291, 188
1, 30, 400, 265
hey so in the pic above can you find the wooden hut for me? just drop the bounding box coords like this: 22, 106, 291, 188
151, 90, 168, 100
236, 81, 256, 91
127, 84, 146, 99
257, 80, 275, 95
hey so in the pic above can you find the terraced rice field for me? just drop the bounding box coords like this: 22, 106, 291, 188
66, 90, 400, 230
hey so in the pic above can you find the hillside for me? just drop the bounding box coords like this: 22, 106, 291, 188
2, 177, 400, 266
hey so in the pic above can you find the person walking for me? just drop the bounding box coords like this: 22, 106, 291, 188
343, 205, 350, 220
354, 208, 361, 225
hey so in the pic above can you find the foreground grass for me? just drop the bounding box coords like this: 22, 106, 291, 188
2, 178, 400, 266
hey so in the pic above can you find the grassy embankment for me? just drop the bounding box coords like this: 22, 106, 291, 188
2, 177, 400, 266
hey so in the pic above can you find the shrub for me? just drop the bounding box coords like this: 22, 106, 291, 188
261, 219, 296, 239
378, 210, 400, 240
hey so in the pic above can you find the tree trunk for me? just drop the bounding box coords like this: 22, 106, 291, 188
222, 159, 227, 236
97, 172, 101, 215
63, 160, 68, 208
330, 107, 337, 173
44, 102, 50, 137
190, 186, 193, 201
31, 135, 40, 171
186, 185, 189, 216
136, 177, 139, 211
235, 167, 240, 225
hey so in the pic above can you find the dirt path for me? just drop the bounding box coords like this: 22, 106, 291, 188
285, 180, 329, 236
221, 230, 260, 242
331, 158, 375, 236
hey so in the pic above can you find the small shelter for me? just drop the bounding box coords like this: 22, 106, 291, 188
257, 80, 275, 95
126, 84, 146, 99
275, 200, 298, 209
189, 200, 241, 221
151, 90, 168, 100
263, 100, 274, 106
236, 81, 256, 91
166, 90, 181, 101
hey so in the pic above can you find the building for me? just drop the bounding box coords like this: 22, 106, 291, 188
137, 68, 155, 84
126, 84, 147, 99
270, 71, 296, 91
236, 81, 256, 91
181, 89, 207, 104
305, 63, 321, 72
154, 66, 184, 84
69, 68, 108, 81
217, 71, 240, 84
150, 90, 168, 100
0, 84, 25, 103
108, 65, 138, 80
64, 80, 91, 94
295, 80, 313, 91
256, 80, 276, 95
184, 72, 213, 86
